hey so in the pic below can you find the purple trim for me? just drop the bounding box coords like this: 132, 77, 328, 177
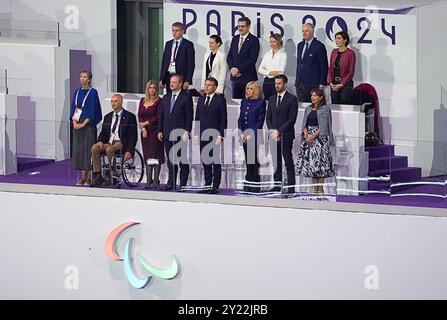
171, 0, 414, 15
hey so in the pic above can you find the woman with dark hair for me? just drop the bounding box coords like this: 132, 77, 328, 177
258, 33, 287, 100
328, 31, 356, 104
201, 34, 227, 94
70, 70, 102, 186
296, 88, 335, 194
138, 80, 164, 189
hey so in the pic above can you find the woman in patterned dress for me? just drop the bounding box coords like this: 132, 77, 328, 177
295, 88, 335, 194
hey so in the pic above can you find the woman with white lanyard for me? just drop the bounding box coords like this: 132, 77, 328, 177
70, 70, 103, 186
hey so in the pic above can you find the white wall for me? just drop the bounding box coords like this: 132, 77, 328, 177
416, 2, 447, 176
0, 0, 117, 159
1, 191, 447, 299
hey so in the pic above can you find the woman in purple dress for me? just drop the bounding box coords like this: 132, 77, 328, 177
138, 80, 165, 189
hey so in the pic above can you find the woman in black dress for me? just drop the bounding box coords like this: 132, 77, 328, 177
138, 80, 165, 189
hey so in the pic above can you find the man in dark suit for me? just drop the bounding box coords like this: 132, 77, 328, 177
159, 22, 195, 92
295, 23, 328, 102
91, 94, 138, 187
158, 74, 193, 191
266, 75, 298, 194
226, 17, 260, 99
194, 77, 227, 194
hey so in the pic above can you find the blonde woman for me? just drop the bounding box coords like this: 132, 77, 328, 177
237, 81, 266, 192
138, 80, 165, 189
258, 33, 287, 100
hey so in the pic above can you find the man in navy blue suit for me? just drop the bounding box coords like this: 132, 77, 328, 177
266, 75, 298, 194
295, 23, 328, 102
159, 22, 195, 92
226, 17, 260, 99
194, 77, 228, 194
157, 74, 193, 191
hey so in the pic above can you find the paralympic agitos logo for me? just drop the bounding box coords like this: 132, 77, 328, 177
105, 222, 180, 289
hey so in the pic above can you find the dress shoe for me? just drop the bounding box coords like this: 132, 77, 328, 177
269, 186, 281, 192
162, 184, 174, 191
90, 173, 105, 187
208, 188, 219, 194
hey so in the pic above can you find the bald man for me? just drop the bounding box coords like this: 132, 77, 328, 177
91, 94, 138, 187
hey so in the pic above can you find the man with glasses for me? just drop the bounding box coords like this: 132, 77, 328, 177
227, 17, 260, 99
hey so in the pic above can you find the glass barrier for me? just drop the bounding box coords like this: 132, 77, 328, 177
0, 69, 7, 94
0, 117, 446, 208
0, 19, 59, 45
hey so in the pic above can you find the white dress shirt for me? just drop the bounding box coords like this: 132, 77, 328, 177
109, 109, 124, 144
258, 48, 287, 78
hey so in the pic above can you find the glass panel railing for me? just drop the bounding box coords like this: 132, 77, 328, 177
0, 116, 445, 209
0, 69, 7, 94
0, 19, 59, 46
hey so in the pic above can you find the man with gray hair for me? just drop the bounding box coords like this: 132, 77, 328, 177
295, 23, 328, 102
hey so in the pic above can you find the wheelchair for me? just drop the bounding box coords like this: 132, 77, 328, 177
99, 149, 145, 188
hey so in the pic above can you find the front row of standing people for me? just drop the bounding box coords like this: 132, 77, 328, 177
71, 71, 334, 194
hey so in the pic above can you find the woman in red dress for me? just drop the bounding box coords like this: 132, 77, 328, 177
138, 80, 165, 189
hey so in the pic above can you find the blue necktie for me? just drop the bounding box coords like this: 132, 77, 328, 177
170, 94, 177, 114
301, 42, 309, 60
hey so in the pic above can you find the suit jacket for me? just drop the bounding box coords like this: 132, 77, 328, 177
201, 50, 227, 94
295, 38, 328, 87
266, 91, 298, 141
237, 99, 266, 136
327, 48, 356, 86
159, 38, 195, 85
98, 108, 138, 154
194, 94, 227, 137
226, 33, 260, 82
158, 90, 193, 138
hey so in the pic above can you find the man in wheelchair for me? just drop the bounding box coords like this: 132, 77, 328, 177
91, 94, 138, 187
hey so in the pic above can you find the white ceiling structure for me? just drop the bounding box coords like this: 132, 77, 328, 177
203, 0, 447, 10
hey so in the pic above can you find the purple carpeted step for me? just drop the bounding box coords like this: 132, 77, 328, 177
391, 182, 446, 196
369, 167, 422, 183
366, 145, 395, 159
17, 157, 55, 172
369, 156, 408, 172
368, 181, 390, 192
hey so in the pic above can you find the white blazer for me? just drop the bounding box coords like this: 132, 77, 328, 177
201, 49, 227, 94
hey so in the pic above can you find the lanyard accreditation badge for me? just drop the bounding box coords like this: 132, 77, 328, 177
73, 87, 92, 122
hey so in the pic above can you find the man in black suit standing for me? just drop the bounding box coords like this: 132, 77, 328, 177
194, 77, 227, 194
266, 75, 298, 194
226, 17, 260, 99
158, 74, 193, 191
159, 22, 195, 92
91, 94, 138, 187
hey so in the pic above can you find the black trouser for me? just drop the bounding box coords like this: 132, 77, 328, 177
263, 78, 276, 101
163, 72, 175, 93
164, 137, 189, 187
331, 80, 354, 104
272, 137, 295, 188
295, 84, 318, 103
200, 139, 222, 189
232, 79, 250, 99
243, 140, 260, 191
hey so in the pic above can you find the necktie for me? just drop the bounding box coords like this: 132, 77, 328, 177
277, 95, 282, 108
301, 41, 309, 59
170, 94, 177, 113
111, 113, 119, 136
238, 36, 244, 54
173, 41, 179, 60
204, 95, 211, 110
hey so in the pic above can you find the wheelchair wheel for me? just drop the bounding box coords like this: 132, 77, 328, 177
122, 149, 145, 187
